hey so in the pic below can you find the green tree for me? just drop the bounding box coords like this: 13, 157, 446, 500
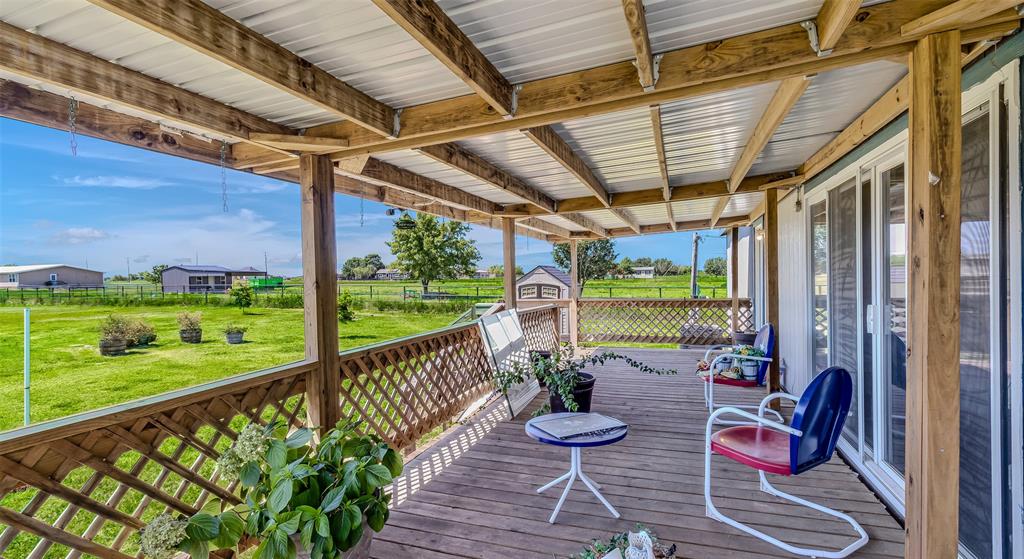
703, 256, 727, 276
552, 239, 617, 289
337, 290, 357, 322
352, 265, 377, 280
139, 264, 168, 285
616, 257, 634, 278
229, 279, 254, 313
488, 264, 505, 278
363, 254, 385, 272
652, 258, 675, 276
341, 254, 385, 279
633, 257, 653, 267
388, 214, 480, 293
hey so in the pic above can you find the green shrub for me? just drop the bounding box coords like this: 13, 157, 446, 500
177, 311, 202, 331
98, 314, 133, 341
229, 280, 254, 311
338, 290, 358, 322
127, 320, 157, 346
371, 298, 474, 314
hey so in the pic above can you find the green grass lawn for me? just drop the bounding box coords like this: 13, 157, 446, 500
0, 305, 457, 432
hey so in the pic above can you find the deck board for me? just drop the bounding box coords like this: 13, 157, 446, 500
374, 348, 903, 558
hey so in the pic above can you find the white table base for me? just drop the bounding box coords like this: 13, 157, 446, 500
537, 446, 620, 523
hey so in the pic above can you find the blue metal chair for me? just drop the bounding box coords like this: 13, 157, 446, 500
703, 367, 868, 558
700, 324, 780, 423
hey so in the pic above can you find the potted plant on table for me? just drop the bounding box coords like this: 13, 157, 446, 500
224, 325, 248, 344
139, 418, 403, 559
734, 345, 765, 381
178, 311, 203, 344
495, 344, 678, 415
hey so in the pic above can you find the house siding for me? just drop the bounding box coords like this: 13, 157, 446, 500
3, 266, 104, 288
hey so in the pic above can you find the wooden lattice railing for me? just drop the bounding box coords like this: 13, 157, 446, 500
0, 309, 564, 559
578, 298, 753, 345
519, 304, 561, 352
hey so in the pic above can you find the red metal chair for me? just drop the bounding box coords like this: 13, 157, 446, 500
704, 367, 867, 558
700, 324, 781, 423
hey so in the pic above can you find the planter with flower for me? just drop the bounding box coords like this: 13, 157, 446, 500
733, 345, 766, 381
177, 312, 203, 344
139, 418, 403, 559
494, 344, 678, 416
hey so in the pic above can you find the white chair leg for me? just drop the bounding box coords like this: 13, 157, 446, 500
704, 432, 869, 559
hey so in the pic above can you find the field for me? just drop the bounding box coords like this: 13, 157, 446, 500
0, 305, 458, 431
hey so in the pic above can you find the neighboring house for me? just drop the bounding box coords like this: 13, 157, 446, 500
373, 268, 409, 281
0, 264, 104, 288
631, 266, 655, 279
516, 265, 571, 335
473, 269, 493, 279
161, 265, 266, 293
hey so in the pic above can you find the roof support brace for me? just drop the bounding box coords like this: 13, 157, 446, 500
800, 20, 833, 57
634, 53, 664, 92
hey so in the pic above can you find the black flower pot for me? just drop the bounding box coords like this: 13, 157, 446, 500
549, 372, 596, 413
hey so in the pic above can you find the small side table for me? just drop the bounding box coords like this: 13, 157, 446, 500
525, 412, 627, 523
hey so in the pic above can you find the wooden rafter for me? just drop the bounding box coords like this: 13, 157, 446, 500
299, 1, 1017, 159
815, 0, 863, 54
416, 143, 557, 213
336, 158, 502, 215
711, 76, 810, 226
648, 105, 677, 230
250, 133, 348, 153
521, 126, 611, 207
560, 213, 609, 238
371, 0, 513, 115
610, 209, 641, 235
87, 0, 395, 137
598, 215, 748, 239
0, 21, 290, 144
902, 0, 1019, 38
621, 0, 656, 90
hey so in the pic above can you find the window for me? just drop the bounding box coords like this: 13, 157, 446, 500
49, 273, 58, 282
519, 285, 537, 298
6, 274, 16, 283
541, 286, 559, 299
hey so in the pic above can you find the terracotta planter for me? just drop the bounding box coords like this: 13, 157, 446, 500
179, 329, 202, 344
225, 332, 245, 344
292, 521, 372, 559
99, 338, 127, 356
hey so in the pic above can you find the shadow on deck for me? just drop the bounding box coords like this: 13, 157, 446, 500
374, 348, 903, 559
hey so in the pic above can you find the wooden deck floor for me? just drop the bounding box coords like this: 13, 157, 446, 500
372, 348, 904, 558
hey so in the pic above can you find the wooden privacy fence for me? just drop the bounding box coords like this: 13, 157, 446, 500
0, 308, 561, 559
578, 298, 753, 345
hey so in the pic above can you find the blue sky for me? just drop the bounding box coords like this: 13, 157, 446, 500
0, 118, 726, 278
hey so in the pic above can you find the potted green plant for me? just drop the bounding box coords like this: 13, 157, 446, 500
224, 325, 248, 344
734, 345, 765, 381
98, 314, 130, 356
138, 419, 402, 559
495, 345, 677, 414
127, 319, 157, 346
178, 311, 202, 344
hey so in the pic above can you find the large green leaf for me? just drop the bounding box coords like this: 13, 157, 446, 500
240, 461, 262, 488
300, 519, 315, 551
285, 428, 313, 449
366, 501, 387, 532
277, 510, 302, 534
364, 464, 392, 490
343, 505, 363, 550
212, 510, 244, 549
185, 513, 221, 541
267, 439, 288, 470
181, 537, 210, 559
320, 486, 346, 513
341, 437, 371, 458
267, 480, 293, 514
269, 528, 289, 559
316, 513, 331, 539
382, 448, 404, 478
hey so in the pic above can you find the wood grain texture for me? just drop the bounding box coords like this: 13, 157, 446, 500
0, 21, 289, 142
502, 218, 517, 309
901, 0, 1019, 37
417, 143, 556, 212
578, 299, 753, 345
610, 208, 641, 234
560, 213, 609, 237
650, 105, 671, 200
88, 0, 394, 136
250, 133, 349, 152
372, 0, 512, 115
764, 189, 781, 407
729, 77, 810, 194
522, 126, 610, 207
730, 227, 741, 334
348, 158, 501, 215
905, 30, 962, 559
622, 0, 655, 89
301, 154, 342, 429
816, 0, 863, 52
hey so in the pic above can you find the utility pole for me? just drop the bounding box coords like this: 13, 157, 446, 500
690, 234, 701, 298
264, 251, 269, 277
126, 257, 131, 283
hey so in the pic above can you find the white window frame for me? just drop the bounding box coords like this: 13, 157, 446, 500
49, 273, 58, 282
541, 286, 559, 299
6, 273, 16, 283
519, 285, 537, 298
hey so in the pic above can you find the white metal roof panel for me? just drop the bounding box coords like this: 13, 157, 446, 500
671, 197, 722, 221
720, 191, 764, 218
626, 204, 676, 227
0, 0, 341, 129
577, 209, 629, 230
207, 0, 472, 109
439, 0, 634, 84
750, 60, 906, 176
536, 215, 589, 233
550, 108, 663, 194
644, 0, 823, 53
659, 81, 779, 185
373, 151, 524, 205
457, 132, 594, 200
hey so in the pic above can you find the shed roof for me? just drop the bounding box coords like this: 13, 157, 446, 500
0, 264, 101, 274
164, 265, 264, 274
517, 265, 571, 287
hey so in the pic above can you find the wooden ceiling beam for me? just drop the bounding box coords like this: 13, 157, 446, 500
712, 76, 810, 226
87, 0, 395, 137
302, 1, 1014, 159
249, 133, 348, 153
521, 126, 611, 207
598, 215, 749, 238
901, 0, 1020, 38
371, 0, 513, 115
336, 158, 502, 215
611, 209, 641, 234
416, 143, 556, 212
0, 21, 290, 144
815, 0, 863, 54
560, 213, 608, 238
621, 0, 656, 90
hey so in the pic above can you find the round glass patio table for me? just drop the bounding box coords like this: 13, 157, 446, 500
525, 412, 627, 523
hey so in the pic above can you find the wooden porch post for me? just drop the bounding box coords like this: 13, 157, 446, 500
764, 189, 781, 408
300, 154, 341, 430
569, 239, 580, 346
730, 227, 740, 335
502, 217, 517, 309
906, 30, 961, 559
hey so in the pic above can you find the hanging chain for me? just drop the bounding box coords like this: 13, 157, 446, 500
219, 141, 229, 212
67, 97, 79, 156
360, 184, 365, 227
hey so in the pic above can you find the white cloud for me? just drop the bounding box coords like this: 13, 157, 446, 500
51, 227, 110, 245
62, 175, 173, 189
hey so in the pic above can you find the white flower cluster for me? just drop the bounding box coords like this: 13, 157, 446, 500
139, 513, 187, 559
217, 423, 269, 481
